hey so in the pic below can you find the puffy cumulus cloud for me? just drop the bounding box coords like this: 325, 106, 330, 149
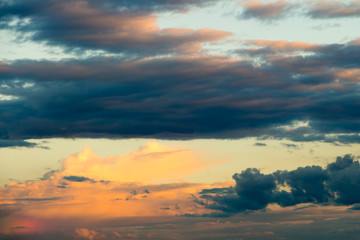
307, 0, 360, 18
197, 155, 360, 215
239, 0, 294, 20
0, 0, 230, 55
0, 142, 226, 231
60, 142, 214, 182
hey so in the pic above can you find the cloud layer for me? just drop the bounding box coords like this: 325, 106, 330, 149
239, 0, 360, 20
1, 38, 360, 145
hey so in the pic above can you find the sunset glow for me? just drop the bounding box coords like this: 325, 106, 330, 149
1, 0, 360, 239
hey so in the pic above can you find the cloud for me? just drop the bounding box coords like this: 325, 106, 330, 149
281, 143, 299, 149
246, 39, 322, 52
198, 154, 360, 214
0, 0, 219, 14
307, 0, 360, 18
1, 206, 359, 239
63, 176, 96, 183
236, 0, 360, 20
1, 150, 360, 240
0, 0, 230, 55
239, 0, 294, 20
12, 197, 64, 202
254, 142, 267, 146
59, 142, 214, 183
0, 139, 37, 148
102, 0, 220, 12
0, 38, 360, 143
75, 228, 105, 240
0, 142, 225, 225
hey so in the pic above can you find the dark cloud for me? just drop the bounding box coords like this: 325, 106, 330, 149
281, 143, 299, 149
198, 155, 360, 214
100, 0, 219, 12
0, 39, 359, 143
11, 226, 26, 229
198, 168, 277, 213
63, 176, 96, 183
254, 142, 267, 146
326, 155, 360, 205
0, 55, 298, 141
0, 0, 229, 55
0, 0, 218, 14
349, 204, 360, 210
0, 139, 36, 148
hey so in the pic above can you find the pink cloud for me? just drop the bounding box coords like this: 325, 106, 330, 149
247, 39, 321, 51
241, 0, 293, 20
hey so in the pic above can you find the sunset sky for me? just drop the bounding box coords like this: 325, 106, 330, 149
1, 0, 360, 239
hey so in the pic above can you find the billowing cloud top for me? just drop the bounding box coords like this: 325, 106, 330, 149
197, 155, 360, 215
0, 142, 228, 238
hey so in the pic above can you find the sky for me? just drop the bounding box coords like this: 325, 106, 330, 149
1, 0, 360, 239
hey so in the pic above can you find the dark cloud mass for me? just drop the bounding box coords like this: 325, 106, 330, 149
198, 155, 360, 215
0, 0, 218, 14
0, 139, 36, 148
0, 39, 360, 144
0, 0, 229, 55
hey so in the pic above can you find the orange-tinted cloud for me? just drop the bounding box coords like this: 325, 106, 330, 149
247, 39, 321, 51
1, 0, 231, 55
308, 0, 360, 18
0, 142, 229, 230
335, 68, 360, 82
240, 0, 293, 20
60, 142, 213, 183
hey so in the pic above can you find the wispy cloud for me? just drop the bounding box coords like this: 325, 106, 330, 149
239, 0, 294, 20
307, 0, 360, 18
